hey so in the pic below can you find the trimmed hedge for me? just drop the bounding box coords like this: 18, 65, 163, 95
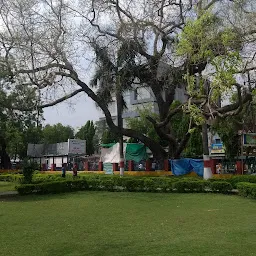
15, 176, 226, 195
229, 176, 256, 188
16, 180, 90, 195
172, 180, 209, 193
237, 182, 256, 199
209, 181, 233, 194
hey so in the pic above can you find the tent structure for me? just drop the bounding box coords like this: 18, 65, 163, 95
100, 143, 148, 163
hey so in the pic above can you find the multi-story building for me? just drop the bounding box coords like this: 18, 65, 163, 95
96, 84, 188, 140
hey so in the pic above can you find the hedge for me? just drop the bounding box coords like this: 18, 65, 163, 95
209, 181, 233, 194
15, 176, 239, 195
237, 182, 256, 199
172, 180, 209, 193
229, 176, 256, 188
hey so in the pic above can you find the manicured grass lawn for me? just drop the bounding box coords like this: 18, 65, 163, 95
0, 181, 16, 192
0, 192, 255, 256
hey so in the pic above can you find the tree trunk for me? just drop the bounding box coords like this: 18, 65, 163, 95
202, 123, 209, 156
0, 140, 11, 169
116, 84, 124, 176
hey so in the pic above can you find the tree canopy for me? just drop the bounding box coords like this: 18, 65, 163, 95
75, 121, 97, 155
0, 0, 255, 160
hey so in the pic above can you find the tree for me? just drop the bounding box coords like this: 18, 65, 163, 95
0, 71, 39, 167
0, 0, 255, 160
127, 103, 203, 157
101, 129, 119, 145
76, 121, 96, 155
42, 123, 74, 144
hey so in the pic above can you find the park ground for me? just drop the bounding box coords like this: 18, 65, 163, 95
0, 191, 255, 256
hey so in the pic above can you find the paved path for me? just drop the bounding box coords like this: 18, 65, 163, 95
0, 191, 18, 196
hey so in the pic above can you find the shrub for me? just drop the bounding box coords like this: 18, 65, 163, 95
230, 176, 256, 188
100, 178, 116, 191
210, 181, 233, 193
237, 182, 256, 199
0, 174, 23, 183
15, 184, 35, 195
22, 161, 38, 184
123, 178, 144, 192
172, 180, 208, 193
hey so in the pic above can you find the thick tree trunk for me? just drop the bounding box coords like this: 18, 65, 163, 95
202, 123, 209, 156
0, 140, 11, 169
116, 85, 124, 176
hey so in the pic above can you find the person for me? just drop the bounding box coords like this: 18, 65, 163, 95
152, 161, 156, 171
61, 165, 66, 178
138, 163, 143, 170
216, 162, 222, 174
73, 163, 78, 177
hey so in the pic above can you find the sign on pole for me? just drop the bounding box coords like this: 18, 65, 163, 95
242, 134, 256, 146
68, 139, 86, 155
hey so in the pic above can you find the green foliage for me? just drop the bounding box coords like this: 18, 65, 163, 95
42, 123, 74, 144
76, 121, 97, 155
237, 182, 256, 199
211, 117, 240, 158
172, 180, 209, 193
210, 181, 233, 193
126, 104, 161, 144
177, 11, 243, 125
101, 129, 119, 144
229, 175, 256, 188
0, 77, 40, 165
22, 160, 38, 184
0, 174, 23, 183
14, 174, 238, 195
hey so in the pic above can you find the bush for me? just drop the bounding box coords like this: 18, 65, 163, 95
15, 175, 242, 195
16, 180, 90, 195
210, 181, 233, 194
123, 178, 144, 192
230, 176, 256, 188
172, 180, 209, 193
15, 184, 35, 195
0, 174, 23, 183
237, 182, 256, 199
22, 161, 38, 184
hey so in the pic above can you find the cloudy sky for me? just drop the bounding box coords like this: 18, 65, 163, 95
43, 93, 100, 128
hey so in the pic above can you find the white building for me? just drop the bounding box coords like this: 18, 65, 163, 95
27, 139, 86, 169
97, 85, 187, 126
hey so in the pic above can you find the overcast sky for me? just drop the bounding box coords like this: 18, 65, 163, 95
43, 93, 100, 128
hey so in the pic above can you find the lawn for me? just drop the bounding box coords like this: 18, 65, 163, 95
0, 181, 16, 192
0, 192, 255, 256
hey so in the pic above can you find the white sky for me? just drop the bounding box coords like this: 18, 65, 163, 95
43, 93, 100, 128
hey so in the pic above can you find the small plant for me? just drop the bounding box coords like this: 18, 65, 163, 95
22, 160, 37, 184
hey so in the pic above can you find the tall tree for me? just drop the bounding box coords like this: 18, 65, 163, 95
0, 0, 255, 160
76, 121, 96, 155
42, 123, 74, 144
0, 69, 39, 167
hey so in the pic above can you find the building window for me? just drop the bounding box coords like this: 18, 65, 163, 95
134, 88, 138, 100
215, 139, 221, 144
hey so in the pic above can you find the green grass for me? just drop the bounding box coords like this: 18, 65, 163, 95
0, 181, 16, 192
0, 192, 255, 256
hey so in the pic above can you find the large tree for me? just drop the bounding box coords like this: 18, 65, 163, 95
42, 123, 74, 144
75, 121, 96, 155
0, 0, 255, 160
0, 73, 39, 167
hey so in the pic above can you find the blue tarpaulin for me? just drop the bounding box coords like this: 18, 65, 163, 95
169, 158, 204, 177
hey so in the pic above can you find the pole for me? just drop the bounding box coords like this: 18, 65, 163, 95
202, 123, 212, 179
